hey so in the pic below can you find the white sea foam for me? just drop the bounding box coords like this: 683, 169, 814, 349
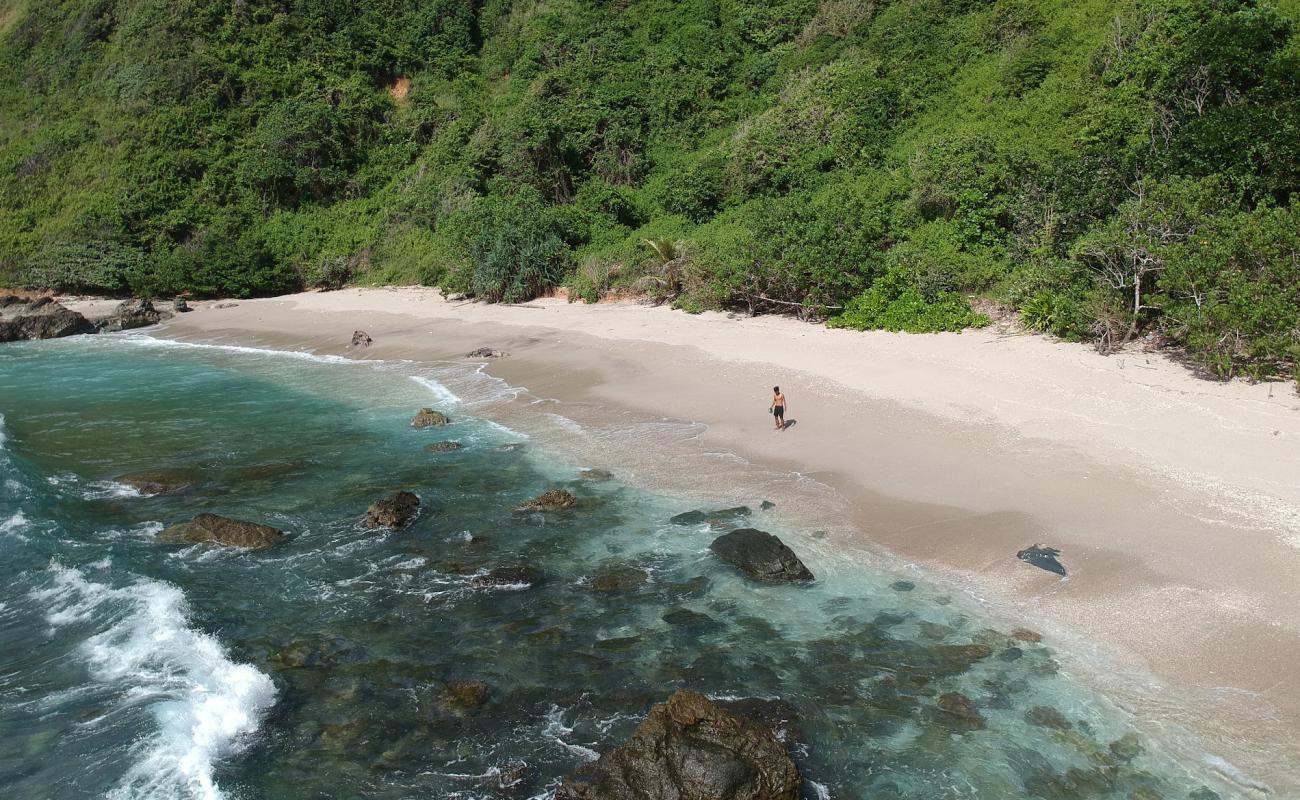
0, 411, 7, 447
409, 375, 462, 407
1202, 754, 1271, 794
33, 563, 276, 800
118, 334, 358, 365
542, 705, 600, 762
48, 473, 146, 500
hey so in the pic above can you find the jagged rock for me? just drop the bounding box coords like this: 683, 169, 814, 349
350, 330, 372, 347
114, 468, 200, 495
556, 689, 801, 800
424, 441, 462, 453
589, 565, 647, 593
470, 566, 544, 589
516, 489, 576, 512
671, 506, 752, 526
1025, 705, 1072, 730
760, 500, 776, 510
438, 680, 490, 714
96, 298, 168, 332
709, 528, 814, 582
0, 295, 95, 341
173, 297, 191, 312
411, 407, 450, 427
159, 513, 284, 549
466, 347, 506, 358
364, 490, 420, 529
1017, 543, 1066, 576
579, 468, 613, 481
933, 692, 985, 731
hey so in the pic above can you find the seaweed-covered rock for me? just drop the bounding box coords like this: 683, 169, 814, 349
589, 565, 648, 593
933, 692, 985, 731
662, 607, 722, 632
364, 491, 420, 529
159, 513, 284, 549
438, 680, 490, 714
470, 566, 544, 589
516, 489, 577, 512
556, 689, 801, 800
1025, 705, 1072, 730
411, 408, 450, 428
709, 529, 814, 582
114, 468, 200, 495
1017, 543, 1066, 576
1011, 627, 1043, 643
0, 296, 95, 341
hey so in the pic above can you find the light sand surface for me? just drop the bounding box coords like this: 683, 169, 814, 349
153, 288, 1300, 793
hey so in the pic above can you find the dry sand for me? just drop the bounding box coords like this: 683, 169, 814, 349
153, 287, 1300, 793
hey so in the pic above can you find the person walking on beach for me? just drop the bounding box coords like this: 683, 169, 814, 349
770, 386, 787, 431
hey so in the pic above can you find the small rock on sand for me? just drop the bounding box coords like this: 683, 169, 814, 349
1017, 543, 1066, 576
350, 330, 372, 347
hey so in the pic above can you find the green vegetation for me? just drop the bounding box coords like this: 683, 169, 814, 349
1, 0, 1297, 381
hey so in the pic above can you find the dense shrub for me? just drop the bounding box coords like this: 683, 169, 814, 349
829, 265, 990, 333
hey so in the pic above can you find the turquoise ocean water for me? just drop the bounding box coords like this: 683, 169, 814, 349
0, 334, 1253, 799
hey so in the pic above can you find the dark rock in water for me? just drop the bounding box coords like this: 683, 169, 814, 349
424, 441, 462, 453
998, 646, 1025, 662
665, 575, 711, 599
709, 528, 814, 583
466, 347, 506, 358
470, 566, 543, 589
671, 506, 752, 526
1017, 543, 1066, 576
364, 491, 420, 529
115, 468, 200, 495
670, 509, 708, 525
0, 295, 95, 341
173, 296, 191, 312
662, 607, 722, 632
411, 407, 450, 428
556, 689, 802, 800
1025, 705, 1072, 730
1108, 732, 1143, 763
713, 697, 804, 745
480, 761, 535, 793
350, 329, 372, 347
96, 298, 168, 332
159, 513, 285, 549
271, 635, 350, 669
579, 468, 613, 481
1188, 789, 1222, 800
438, 680, 490, 714
236, 461, 306, 480
933, 692, 985, 731
516, 488, 577, 512
589, 564, 647, 593
760, 500, 776, 511
891, 580, 916, 592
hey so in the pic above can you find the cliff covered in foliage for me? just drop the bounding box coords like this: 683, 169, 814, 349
1, 0, 1297, 379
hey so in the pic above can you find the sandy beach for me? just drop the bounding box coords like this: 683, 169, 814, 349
149, 287, 1300, 793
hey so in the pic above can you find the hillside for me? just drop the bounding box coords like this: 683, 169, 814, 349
1, 0, 1297, 380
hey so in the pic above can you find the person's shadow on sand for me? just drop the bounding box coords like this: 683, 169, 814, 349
780, 419, 797, 431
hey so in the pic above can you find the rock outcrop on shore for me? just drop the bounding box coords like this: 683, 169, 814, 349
95, 298, 168, 332
411, 408, 450, 428
556, 689, 802, 800
709, 528, 814, 582
159, 513, 285, 549
0, 295, 94, 342
363, 490, 420, 529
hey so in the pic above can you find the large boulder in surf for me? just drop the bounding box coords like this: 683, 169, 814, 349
0, 295, 95, 342
516, 489, 577, 512
114, 468, 201, 495
709, 529, 814, 583
411, 408, 450, 428
363, 490, 421, 529
95, 298, 168, 332
159, 513, 284, 549
556, 689, 801, 800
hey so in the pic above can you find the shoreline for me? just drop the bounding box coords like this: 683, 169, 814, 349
150, 287, 1300, 792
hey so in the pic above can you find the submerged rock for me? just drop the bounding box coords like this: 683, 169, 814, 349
671, 506, 753, 526
115, 468, 200, 495
662, 607, 722, 632
96, 298, 167, 332
1017, 543, 1066, 576
424, 441, 462, 453
709, 528, 814, 583
0, 295, 94, 341
891, 580, 916, 592
1025, 705, 1072, 730
235, 461, 306, 480
589, 565, 648, 593
1011, 627, 1044, 643
470, 566, 544, 589
364, 490, 420, 529
159, 513, 284, 549
933, 691, 985, 731
411, 408, 450, 428
579, 468, 613, 481
438, 680, 490, 714
516, 489, 577, 512
556, 689, 801, 800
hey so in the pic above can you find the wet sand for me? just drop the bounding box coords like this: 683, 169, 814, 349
152, 288, 1300, 793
